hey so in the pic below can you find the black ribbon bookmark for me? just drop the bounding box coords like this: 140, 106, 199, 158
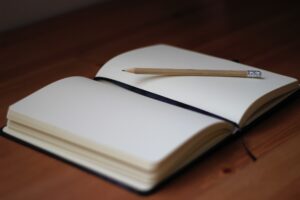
241, 135, 257, 161
94, 77, 239, 127
94, 76, 259, 162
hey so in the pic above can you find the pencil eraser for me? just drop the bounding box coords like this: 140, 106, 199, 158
247, 70, 262, 78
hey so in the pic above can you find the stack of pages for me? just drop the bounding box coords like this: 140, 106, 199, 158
3, 44, 299, 192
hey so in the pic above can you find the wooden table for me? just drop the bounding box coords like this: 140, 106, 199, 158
0, 0, 299, 199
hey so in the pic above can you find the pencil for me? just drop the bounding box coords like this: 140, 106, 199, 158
122, 68, 262, 78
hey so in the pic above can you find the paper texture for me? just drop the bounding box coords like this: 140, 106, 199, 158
7, 77, 226, 167
97, 44, 298, 125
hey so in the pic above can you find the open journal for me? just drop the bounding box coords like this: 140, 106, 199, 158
3, 44, 299, 192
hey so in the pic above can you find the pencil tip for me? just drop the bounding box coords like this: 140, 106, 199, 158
122, 68, 134, 73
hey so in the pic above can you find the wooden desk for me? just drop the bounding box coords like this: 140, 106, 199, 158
0, 0, 299, 199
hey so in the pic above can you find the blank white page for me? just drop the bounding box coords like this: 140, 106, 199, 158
7, 77, 225, 169
96, 44, 298, 125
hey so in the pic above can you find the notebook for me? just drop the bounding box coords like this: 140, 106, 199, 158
3, 44, 299, 192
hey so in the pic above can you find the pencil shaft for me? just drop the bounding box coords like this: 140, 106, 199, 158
124, 68, 262, 78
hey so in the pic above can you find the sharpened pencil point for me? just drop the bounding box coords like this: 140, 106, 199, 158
122, 68, 135, 73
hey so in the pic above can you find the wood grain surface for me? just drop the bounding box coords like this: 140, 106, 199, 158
0, 0, 299, 199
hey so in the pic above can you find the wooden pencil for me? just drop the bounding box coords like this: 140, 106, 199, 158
122, 68, 262, 78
